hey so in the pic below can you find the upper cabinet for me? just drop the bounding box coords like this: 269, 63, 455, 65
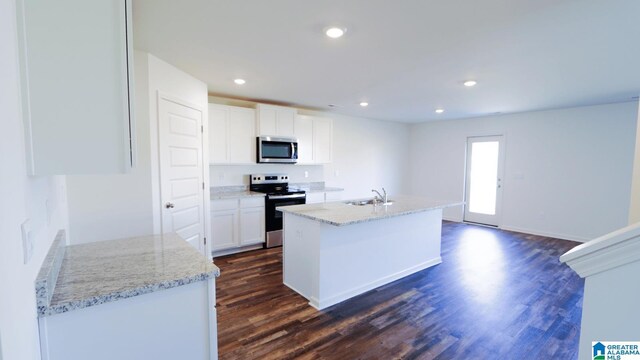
17, 0, 134, 175
294, 115, 314, 164
294, 115, 333, 164
209, 104, 256, 164
312, 117, 333, 164
256, 104, 296, 137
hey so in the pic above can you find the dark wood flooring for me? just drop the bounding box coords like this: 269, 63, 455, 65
214, 221, 584, 359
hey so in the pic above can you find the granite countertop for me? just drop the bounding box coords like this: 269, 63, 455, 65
277, 196, 463, 226
36, 232, 219, 317
211, 190, 265, 200
292, 186, 344, 193
289, 182, 344, 193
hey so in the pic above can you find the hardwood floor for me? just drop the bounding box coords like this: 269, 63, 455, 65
214, 221, 584, 359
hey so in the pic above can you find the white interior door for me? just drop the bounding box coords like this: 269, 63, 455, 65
464, 135, 505, 226
159, 96, 206, 254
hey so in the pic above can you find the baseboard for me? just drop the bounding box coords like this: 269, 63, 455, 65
311, 257, 442, 310
444, 218, 589, 243
212, 243, 263, 258
499, 225, 588, 243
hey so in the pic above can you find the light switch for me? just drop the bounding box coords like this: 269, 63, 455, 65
21, 219, 34, 264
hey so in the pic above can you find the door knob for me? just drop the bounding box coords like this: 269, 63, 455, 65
165, 202, 175, 209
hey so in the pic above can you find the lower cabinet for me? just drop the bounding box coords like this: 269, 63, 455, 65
325, 191, 343, 202
305, 192, 326, 204
211, 197, 265, 252
39, 280, 217, 360
305, 191, 344, 204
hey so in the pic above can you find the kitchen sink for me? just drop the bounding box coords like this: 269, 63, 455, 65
345, 199, 394, 206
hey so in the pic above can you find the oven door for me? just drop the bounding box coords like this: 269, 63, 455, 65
265, 193, 306, 232
257, 136, 298, 163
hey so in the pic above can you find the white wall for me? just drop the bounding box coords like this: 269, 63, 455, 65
66, 52, 210, 244
322, 112, 410, 199
208, 100, 411, 200
211, 164, 325, 186
578, 260, 640, 360
66, 51, 153, 244
409, 101, 638, 241
0, 1, 69, 359
628, 101, 640, 224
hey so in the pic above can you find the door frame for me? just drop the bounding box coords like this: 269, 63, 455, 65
463, 134, 506, 227
154, 91, 211, 258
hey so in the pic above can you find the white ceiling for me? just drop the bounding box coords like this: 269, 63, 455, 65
133, 0, 640, 123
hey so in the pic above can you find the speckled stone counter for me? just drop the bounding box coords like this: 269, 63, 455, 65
36, 232, 219, 317
210, 185, 265, 200
278, 196, 463, 226
289, 182, 344, 193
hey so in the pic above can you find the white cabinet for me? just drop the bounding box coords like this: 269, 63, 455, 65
313, 117, 333, 164
209, 104, 256, 164
306, 191, 343, 204
294, 115, 333, 164
17, 0, 134, 175
325, 191, 343, 202
257, 104, 296, 137
211, 197, 264, 252
239, 197, 265, 246
294, 115, 314, 164
305, 192, 326, 204
210, 205, 238, 250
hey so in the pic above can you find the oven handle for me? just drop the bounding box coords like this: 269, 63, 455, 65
268, 194, 306, 200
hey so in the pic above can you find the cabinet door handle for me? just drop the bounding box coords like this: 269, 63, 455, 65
165, 202, 175, 209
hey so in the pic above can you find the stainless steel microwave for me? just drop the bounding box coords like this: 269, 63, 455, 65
257, 136, 298, 164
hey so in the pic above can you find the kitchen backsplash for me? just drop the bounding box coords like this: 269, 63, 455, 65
210, 164, 324, 186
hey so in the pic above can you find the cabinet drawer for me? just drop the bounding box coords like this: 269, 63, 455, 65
211, 199, 238, 211
240, 197, 265, 209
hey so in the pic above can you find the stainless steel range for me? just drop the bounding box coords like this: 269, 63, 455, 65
250, 174, 306, 248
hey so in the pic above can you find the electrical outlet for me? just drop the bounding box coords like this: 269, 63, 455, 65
334, 170, 340, 177
21, 219, 34, 264
304, 171, 309, 178
218, 172, 225, 181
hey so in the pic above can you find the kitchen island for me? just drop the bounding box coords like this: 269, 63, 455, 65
278, 196, 462, 310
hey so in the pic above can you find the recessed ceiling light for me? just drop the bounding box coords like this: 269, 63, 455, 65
234, 78, 246, 85
325, 27, 346, 39
463, 80, 477, 87
359, 102, 369, 107
435, 108, 444, 114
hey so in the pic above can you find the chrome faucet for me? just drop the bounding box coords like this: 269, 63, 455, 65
372, 188, 388, 204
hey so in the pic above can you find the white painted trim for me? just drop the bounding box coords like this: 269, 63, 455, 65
310, 257, 441, 310
500, 225, 588, 243
560, 222, 640, 278
206, 279, 218, 360
463, 134, 505, 227
37, 317, 50, 360
212, 243, 263, 258
282, 282, 310, 303
155, 91, 209, 256
14, 0, 36, 175
121, 0, 134, 172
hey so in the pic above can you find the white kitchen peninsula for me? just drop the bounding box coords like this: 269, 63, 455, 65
278, 197, 462, 310
36, 231, 219, 360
